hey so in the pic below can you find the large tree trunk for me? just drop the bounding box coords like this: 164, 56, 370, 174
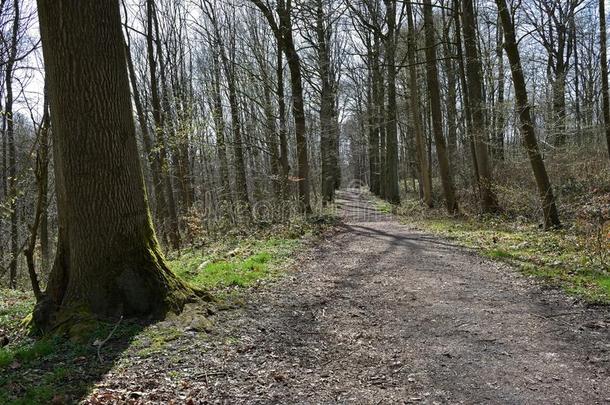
496, 0, 561, 229
423, 0, 458, 214
34, 0, 194, 331
600, 0, 610, 160
462, 0, 500, 213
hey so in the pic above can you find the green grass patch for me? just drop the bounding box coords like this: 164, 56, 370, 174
374, 200, 393, 213
170, 237, 301, 290
0, 289, 35, 333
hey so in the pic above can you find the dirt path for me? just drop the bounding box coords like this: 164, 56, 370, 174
90, 190, 609, 404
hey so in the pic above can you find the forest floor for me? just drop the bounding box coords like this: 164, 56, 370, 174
2, 189, 610, 404
86, 189, 608, 404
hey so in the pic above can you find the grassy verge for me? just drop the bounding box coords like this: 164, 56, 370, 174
372, 196, 610, 304
169, 236, 301, 291
0, 213, 338, 404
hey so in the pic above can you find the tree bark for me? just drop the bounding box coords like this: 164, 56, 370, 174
35, 0, 194, 330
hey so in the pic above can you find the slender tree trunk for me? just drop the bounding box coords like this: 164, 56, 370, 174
225, 65, 252, 212
210, 51, 232, 201
600, 0, 610, 160
373, 34, 387, 198
552, 66, 567, 147
35, 0, 195, 331
571, 19, 582, 145
317, 0, 335, 204
39, 82, 51, 272
260, 67, 281, 196
496, 0, 561, 229
495, 18, 505, 161
383, 0, 400, 204
453, 0, 479, 186
6, 0, 20, 288
462, 0, 500, 213
146, 0, 180, 249
441, 10, 459, 161
331, 98, 341, 190
282, 24, 311, 212
1, 97, 6, 200
212, 19, 251, 213
406, 1, 432, 207
367, 36, 380, 196
152, 4, 182, 247
276, 48, 290, 197
423, 0, 458, 214
125, 36, 167, 228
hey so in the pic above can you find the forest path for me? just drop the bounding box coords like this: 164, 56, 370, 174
89, 189, 609, 404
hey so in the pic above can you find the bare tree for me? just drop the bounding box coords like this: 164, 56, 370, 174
496, 0, 561, 229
